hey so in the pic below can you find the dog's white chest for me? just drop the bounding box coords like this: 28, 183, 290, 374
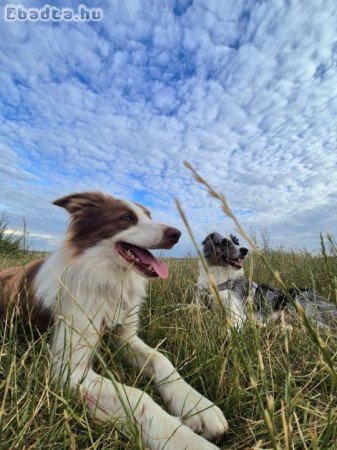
103, 279, 146, 328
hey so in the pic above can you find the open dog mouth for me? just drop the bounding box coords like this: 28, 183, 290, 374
116, 242, 169, 279
229, 258, 243, 269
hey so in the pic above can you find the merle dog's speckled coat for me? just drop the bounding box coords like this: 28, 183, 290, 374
196, 232, 337, 330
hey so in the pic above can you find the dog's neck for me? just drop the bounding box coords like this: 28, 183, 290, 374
198, 260, 244, 287
38, 242, 148, 311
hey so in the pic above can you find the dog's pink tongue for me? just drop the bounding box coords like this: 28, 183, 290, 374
129, 245, 169, 279
230, 259, 242, 268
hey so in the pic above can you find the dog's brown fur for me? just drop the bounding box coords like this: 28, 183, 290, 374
0, 259, 52, 332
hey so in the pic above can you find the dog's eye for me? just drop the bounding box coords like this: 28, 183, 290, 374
230, 235, 240, 245
121, 215, 134, 222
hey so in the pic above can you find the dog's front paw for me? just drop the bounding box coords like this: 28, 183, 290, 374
181, 392, 228, 441
162, 382, 228, 441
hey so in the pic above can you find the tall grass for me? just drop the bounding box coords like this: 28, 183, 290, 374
1, 246, 337, 449
1, 176, 337, 449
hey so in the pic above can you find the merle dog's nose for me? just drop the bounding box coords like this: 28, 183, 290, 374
164, 227, 181, 244
240, 247, 248, 256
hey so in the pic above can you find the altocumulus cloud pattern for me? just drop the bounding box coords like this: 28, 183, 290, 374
0, 0, 336, 254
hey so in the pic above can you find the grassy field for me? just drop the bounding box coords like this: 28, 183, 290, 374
1, 244, 337, 450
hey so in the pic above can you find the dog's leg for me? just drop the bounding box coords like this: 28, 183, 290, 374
218, 290, 246, 329
51, 320, 218, 450
118, 326, 228, 441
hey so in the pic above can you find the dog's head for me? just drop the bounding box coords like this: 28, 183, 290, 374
201, 232, 248, 270
53, 192, 181, 279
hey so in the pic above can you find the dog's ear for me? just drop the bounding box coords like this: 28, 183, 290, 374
202, 233, 215, 246
53, 192, 106, 214
202, 233, 216, 256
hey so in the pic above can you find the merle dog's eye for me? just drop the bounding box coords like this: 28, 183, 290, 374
230, 234, 240, 245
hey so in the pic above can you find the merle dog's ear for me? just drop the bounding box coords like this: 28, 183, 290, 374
202, 232, 216, 246
53, 192, 107, 214
202, 234, 211, 246
202, 233, 216, 256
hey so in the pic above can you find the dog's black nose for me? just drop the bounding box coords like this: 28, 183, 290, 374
164, 227, 181, 243
240, 247, 248, 256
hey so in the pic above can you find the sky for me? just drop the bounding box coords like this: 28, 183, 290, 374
0, 0, 336, 256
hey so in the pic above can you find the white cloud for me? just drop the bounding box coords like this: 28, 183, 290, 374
0, 0, 336, 255
3, 228, 57, 242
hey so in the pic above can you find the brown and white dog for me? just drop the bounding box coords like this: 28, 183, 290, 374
0, 192, 228, 450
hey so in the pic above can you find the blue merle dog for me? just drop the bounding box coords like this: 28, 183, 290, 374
196, 232, 337, 330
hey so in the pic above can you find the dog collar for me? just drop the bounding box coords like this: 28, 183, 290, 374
217, 281, 234, 291
217, 280, 259, 295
